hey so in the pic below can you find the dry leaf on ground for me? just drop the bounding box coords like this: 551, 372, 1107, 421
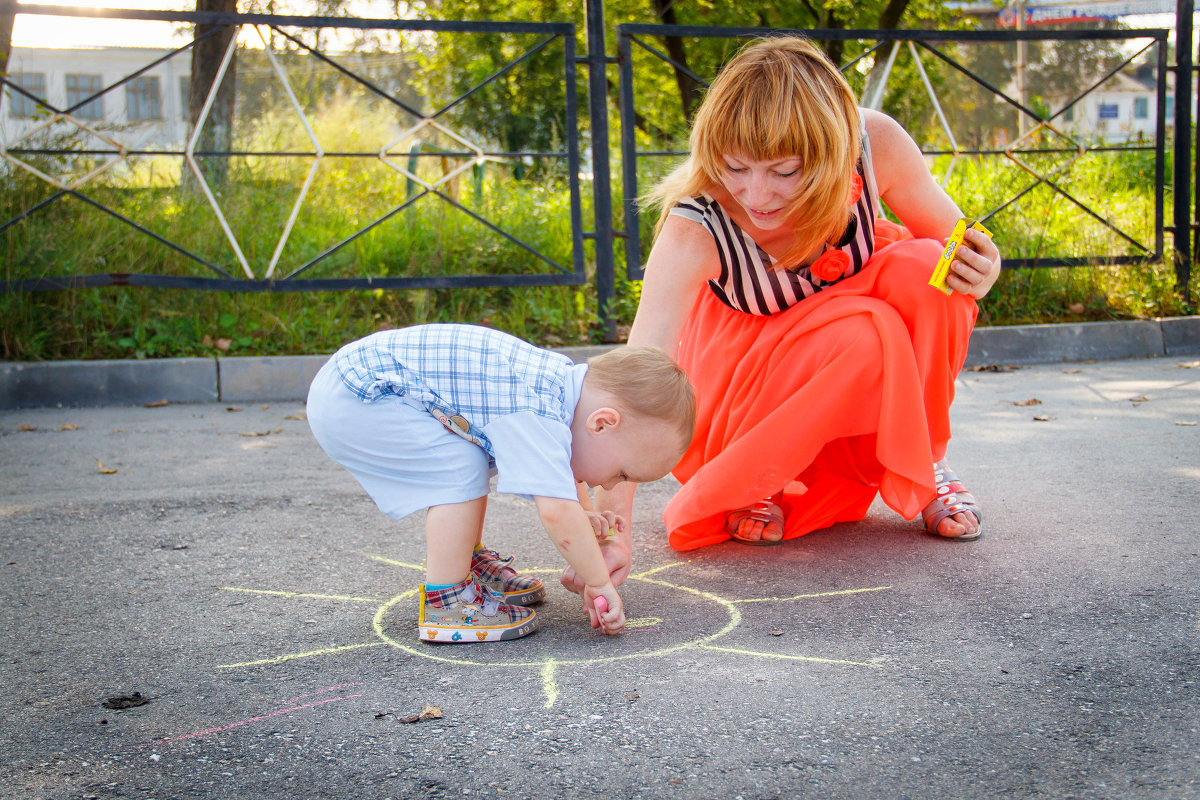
398, 705, 443, 724
60, 423, 77, 431
144, 399, 169, 408
1033, 415, 1056, 422
96, 459, 118, 474
1013, 398, 1042, 406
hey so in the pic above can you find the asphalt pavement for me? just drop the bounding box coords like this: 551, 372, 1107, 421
2, 354, 1199, 799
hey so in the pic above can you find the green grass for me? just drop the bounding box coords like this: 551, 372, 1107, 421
1, 106, 1196, 361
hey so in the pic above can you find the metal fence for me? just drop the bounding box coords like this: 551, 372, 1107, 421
1, 2, 1195, 335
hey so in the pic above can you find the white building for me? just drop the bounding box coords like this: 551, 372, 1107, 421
2, 46, 193, 150
1054, 71, 1164, 143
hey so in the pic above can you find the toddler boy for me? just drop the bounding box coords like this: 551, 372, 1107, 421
307, 324, 695, 643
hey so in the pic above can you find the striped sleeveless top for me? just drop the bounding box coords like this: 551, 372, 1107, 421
669, 127, 882, 316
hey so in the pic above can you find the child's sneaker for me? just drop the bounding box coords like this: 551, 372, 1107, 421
419, 576, 538, 643
471, 546, 546, 606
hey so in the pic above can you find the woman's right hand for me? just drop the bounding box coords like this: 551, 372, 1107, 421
559, 535, 631, 595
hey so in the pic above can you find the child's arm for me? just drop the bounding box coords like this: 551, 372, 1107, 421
534, 495, 626, 634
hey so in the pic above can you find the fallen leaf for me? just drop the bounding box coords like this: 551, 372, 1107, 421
202, 334, 213, 347
966, 364, 1018, 373
18, 423, 36, 431
1062, 368, 1083, 374
239, 428, 283, 437
60, 423, 78, 431
261, 404, 270, 410
144, 399, 169, 408
1067, 302, 1085, 314
398, 705, 443, 724
225, 406, 243, 413
627, 692, 640, 702
1176, 421, 1197, 426
1179, 361, 1199, 369
96, 459, 118, 474
1013, 398, 1042, 406
214, 338, 232, 352
1128, 396, 1150, 403
284, 412, 307, 421
769, 630, 784, 637
101, 692, 154, 709
1033, 415, 1056, 422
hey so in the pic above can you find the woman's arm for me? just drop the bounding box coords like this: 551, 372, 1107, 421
560, 214, 719, 594
864, 109, 1002, 298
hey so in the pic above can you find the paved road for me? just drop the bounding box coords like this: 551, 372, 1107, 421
2, 355, 1198, 800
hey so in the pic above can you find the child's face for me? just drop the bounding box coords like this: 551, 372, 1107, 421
571, 417, 684, 491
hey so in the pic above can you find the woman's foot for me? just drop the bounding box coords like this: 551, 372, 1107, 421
726, 498, 785, 545
922, 462, 982, 541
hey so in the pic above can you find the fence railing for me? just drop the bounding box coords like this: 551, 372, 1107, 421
1, 2, 1194, 335
616, 24, 1171, 278
1, 6, 589, 292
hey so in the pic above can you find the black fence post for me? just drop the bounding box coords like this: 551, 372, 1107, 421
1176, 0, 1193, 300
585, 0, 618, 342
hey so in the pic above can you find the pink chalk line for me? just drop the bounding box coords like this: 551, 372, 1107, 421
149, 685, 365, 746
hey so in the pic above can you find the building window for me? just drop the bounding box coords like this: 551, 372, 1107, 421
1134, 97, 1149, 120
66, 74, 104, 120
179, 76, 190, 121
126, 76, 162, 121
6, 72, 48, 118
1097, 103, 1120, 121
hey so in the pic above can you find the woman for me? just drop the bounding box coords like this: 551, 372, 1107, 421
563, 35, 1001, 591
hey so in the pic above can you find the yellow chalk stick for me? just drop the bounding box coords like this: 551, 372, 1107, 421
929, 218, 993, 295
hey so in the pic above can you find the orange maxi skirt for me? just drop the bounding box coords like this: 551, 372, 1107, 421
665, 220, 978, 551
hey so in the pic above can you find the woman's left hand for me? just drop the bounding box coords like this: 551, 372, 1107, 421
947, 227, 1003, 299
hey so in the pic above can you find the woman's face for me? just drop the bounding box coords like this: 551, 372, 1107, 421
718, 152, 803, 230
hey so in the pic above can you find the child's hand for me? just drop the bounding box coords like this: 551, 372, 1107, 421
584, 583, 625, 635
584, 510, 626, 543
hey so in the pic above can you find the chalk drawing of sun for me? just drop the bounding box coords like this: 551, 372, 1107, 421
218, 557, 892, 707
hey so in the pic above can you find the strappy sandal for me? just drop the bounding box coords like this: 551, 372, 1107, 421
922, 462, 983, 541
726, 499, 785, 546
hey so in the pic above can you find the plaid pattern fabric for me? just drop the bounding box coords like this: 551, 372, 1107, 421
420, 576, 538, 643
332, 324, 574, 458
471, 547, 546, 606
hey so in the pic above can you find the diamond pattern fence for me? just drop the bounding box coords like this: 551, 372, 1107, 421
0, 7, 1193, 320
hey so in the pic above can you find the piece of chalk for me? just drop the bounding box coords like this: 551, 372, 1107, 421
929, 217, 992, 295
594, 596, 609, 614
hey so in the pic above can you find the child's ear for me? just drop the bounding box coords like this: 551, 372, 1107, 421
587, 406, 621, 433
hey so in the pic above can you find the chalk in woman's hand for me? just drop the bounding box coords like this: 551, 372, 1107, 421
594, 596, 609, 614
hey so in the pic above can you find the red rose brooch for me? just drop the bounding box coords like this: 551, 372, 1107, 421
847, 174, 863, 206
810, 249, 851, 283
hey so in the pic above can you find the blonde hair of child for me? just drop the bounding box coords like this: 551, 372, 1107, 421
586, 346, 696, 446
645, 35, 862, 269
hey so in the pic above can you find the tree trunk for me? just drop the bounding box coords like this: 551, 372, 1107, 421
187, 0, 238, 191
650, 0, 702, 121
1, 0, 16, 78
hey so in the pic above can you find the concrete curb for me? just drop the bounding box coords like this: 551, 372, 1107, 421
2, 318, 1198, 409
